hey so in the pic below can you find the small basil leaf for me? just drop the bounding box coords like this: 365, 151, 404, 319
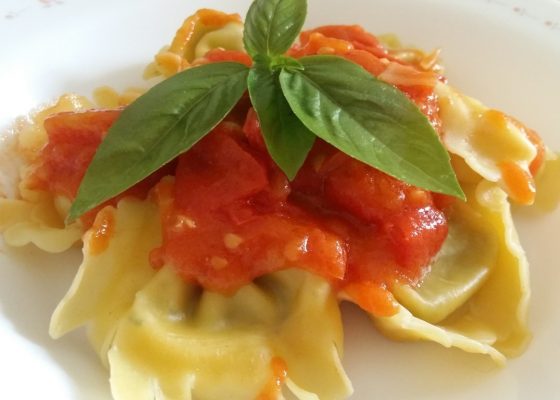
279, 55, 464, 199
68, 62, 250, 221
248, 63, 315, 180
243, 0, 307, 58
271, 55, 304, 71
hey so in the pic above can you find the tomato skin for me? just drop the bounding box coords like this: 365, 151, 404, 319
296, 25, 389, 59
289, 25, 443, 131
197, 48, 252, 67
343, 49, 387, 76
343, 282, 398, 317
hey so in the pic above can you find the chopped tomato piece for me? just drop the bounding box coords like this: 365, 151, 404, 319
343, 49, 387, 76
499, 160, 536, 205
289, 26, 442, 131
197, 48, 252, 67
29, 109, 173, 226
343, 282, 398, 317
174, 124, 269, 213
293, 142, 446, 276
321, 154, 411, 222
243, 107, 267, 152
31, 109, 121, 199
298, 25, 389, 59
384, 206, 448, 270
509, 116, 546, 176
155, 212, 346, 293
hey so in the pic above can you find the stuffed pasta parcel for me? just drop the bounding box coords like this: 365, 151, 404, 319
1, 1, 559, 399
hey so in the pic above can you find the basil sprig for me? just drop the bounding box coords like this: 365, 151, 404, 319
68, 0, 464, 222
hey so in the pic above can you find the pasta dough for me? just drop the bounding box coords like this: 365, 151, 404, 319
0, 94, 93, 252
375, 181, 531, 364
436, 82, 538, 203
50, 197, 352, 399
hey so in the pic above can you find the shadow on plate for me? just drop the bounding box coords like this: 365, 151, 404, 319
0, 242, 111, 399
339, 302, 518, 399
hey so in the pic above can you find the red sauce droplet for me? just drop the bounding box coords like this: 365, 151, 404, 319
89, 208, 115, 255
499, 161, 536, 205
257, 357, 288, 400
508, 116, 546, 176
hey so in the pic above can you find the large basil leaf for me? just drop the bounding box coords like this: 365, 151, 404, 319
243, 0, 307, 58
69, 62, 250, 221
279, 55, 464, 198
248, 63, 315, 180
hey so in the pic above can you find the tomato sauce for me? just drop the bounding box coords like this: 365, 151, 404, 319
29, 109, 175, 226
31, 25, 458, 317
289, 25, 443, 132
29, 109, 121, 200
257, 357, 288, 400
147, 121, 447, 316
89, 206, 115, 255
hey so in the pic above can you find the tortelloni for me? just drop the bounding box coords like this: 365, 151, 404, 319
368, 82, 558, 364
376, 80, 560, 360
145, 9, 245, 78
0, 190, 82, 253
50, 198, 352, 400
374, 181, 530, 364
0, 94, 92, 253
436, 82, 559, 206
437, 82, 535, 183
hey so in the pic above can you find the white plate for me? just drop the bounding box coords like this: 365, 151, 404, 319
1, 0, 559, 399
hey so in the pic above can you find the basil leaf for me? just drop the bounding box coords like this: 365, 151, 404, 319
243, 0, 307, 58
248, 63, 315, 180
279, 55, 465, 199
68, 62, 250, 221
